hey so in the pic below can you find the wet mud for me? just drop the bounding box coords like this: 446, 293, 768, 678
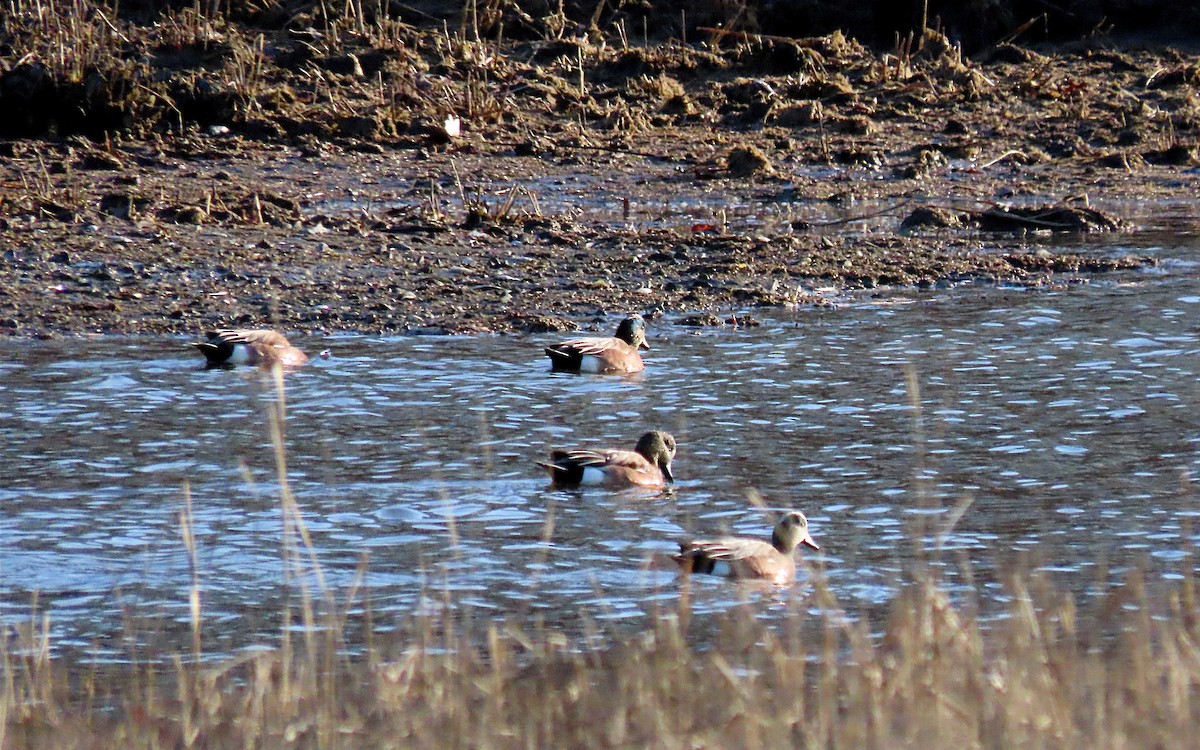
2, 13, 1196, 337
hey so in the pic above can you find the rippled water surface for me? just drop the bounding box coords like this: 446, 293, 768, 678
4, 228, 1200, 659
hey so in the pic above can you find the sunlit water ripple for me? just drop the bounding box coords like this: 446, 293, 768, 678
4, 230, 1200, 659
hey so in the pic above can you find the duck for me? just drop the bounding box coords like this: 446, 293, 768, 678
191, 329, 309, 368
537, 430, 676, 490
544, 315, 649, 374
673, 511, 819, 585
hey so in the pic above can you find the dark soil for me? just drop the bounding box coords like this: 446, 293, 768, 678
2, 6, 1197, 337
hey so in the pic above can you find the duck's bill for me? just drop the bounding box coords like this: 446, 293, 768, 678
802, 535, 820, 550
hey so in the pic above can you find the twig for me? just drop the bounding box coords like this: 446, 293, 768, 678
974, 150, 1024, 170
492, 139, 675, 161
92, 6, 131, 43
987, 14, 1047, 52
804, 198, 915, 228
696, 26, 810, 46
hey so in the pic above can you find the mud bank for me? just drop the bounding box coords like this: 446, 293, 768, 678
2, 7, 1195, 336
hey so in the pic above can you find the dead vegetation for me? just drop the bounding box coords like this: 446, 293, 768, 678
4, 546, 1200, 747
0, 0, 1195, 338
3, 0, 1198, 159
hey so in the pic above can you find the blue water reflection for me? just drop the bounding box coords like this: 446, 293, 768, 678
4, 254, 1200, 657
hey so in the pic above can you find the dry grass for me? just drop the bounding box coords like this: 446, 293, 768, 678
5, 0, 127, 83
5, 558, 1200, 748
4, 373, 1200, 749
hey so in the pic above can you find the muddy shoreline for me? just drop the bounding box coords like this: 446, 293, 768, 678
2, 15, 1198, 337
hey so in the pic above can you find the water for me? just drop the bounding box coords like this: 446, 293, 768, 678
302, 149, 1200, 238
4, 226, 1200, 660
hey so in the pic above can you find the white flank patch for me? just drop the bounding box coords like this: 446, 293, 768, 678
579, 467, 608, 485
709, 561, 733, 577
577, 355, 603, 374
227, 344, 254, 365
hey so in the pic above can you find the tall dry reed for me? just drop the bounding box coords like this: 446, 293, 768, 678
4, 367, 1200, 748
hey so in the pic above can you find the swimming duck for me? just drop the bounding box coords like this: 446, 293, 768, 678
538, 430, 676, 490
191, 329, 308, 368
544, 315, 649, 374
674, 511, 819, 585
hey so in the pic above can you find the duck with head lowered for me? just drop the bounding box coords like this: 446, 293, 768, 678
191, 329, 309, 369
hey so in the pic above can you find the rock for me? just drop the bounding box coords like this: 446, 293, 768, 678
726, 145, 774, 178
975, 205, 1123, 233
901, 207, 964, 230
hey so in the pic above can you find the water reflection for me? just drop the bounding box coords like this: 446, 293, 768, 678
4, 265, 1200, 657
